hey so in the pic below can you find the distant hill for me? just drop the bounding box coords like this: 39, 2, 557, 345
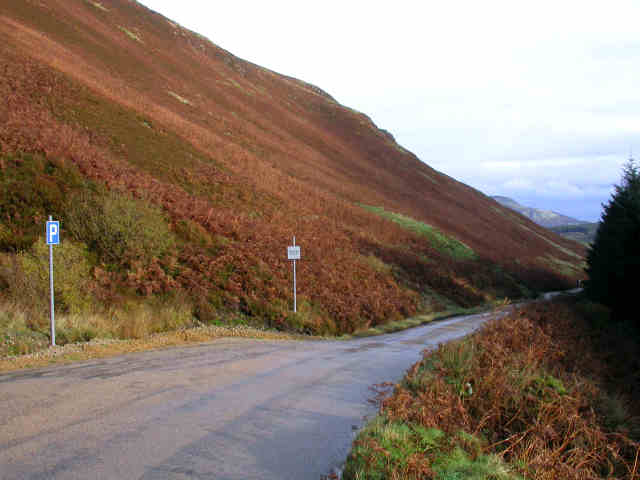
491, 196, 583, 228
491, 196, 597, 244
549, 223, 599, 245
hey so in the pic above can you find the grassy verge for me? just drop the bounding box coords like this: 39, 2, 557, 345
343, 298, 640, 479
0, 302, 485, 372
1, 284, 514, 371
0, 323, 310, 373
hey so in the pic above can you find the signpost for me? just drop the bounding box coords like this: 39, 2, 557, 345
287, 237, 300, 313
46, 216, 59, 346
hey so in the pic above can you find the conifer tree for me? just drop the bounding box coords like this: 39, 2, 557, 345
585, 158, 640, 323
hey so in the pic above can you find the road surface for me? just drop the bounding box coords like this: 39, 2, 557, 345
0, 310, 499, 479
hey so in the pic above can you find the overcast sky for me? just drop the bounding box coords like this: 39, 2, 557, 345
138, 0, 639, 222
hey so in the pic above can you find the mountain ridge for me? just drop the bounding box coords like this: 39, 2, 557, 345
491, 196, 586, 228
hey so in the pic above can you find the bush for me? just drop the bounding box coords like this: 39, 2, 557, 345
1, 240, 93, 324
66, 189, 175, 267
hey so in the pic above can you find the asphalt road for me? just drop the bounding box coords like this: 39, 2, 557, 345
0, 310, 499, 480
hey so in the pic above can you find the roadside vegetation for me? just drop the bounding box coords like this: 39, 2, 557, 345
343, 298, 640, 479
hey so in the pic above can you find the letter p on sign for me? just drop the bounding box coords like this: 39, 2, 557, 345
46, 221, 60, 245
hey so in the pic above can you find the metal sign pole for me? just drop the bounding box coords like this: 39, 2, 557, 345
293, 236, 296, 313
287, 237, 300, 313
48, 215, 55, 347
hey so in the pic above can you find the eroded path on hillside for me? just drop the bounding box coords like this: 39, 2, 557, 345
0, 310, 500, 480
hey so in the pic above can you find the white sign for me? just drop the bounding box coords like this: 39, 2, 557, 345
287, 246, 301, 260
46, 221, 60, 245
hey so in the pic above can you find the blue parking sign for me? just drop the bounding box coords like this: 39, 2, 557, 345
46, 221, 60, 245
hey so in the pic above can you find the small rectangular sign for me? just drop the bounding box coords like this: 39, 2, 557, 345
287, 246, 300, 260
46, 221, 60, 245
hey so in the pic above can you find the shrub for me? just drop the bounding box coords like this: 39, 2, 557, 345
66, 189, 175, 267
1, 240, 93, 324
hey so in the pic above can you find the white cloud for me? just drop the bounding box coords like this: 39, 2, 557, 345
541, 180, 585, 198
502, 178, 535, 192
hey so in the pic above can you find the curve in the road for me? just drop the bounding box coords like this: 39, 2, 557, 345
0, 309, 500, 480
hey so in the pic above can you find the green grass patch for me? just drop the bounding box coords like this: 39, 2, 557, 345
344, 416, 520, 480
433, 444, 520, 480
361, 205, 476, 260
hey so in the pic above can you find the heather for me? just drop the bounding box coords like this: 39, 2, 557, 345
344, 299, 640, 479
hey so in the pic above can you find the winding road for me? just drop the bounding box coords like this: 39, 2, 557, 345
0, 309, 500, 479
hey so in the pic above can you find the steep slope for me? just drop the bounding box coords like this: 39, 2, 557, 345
0, 0, 585, 345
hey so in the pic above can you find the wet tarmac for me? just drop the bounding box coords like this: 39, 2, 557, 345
0, 309, 499, 479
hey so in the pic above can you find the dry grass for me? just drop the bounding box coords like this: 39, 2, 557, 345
0, 323, 308, 373
0, 303, 496, 374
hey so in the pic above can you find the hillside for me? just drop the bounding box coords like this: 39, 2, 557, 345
0, 0, 585, 349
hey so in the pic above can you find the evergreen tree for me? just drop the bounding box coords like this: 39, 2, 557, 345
585, 159, 640, 323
